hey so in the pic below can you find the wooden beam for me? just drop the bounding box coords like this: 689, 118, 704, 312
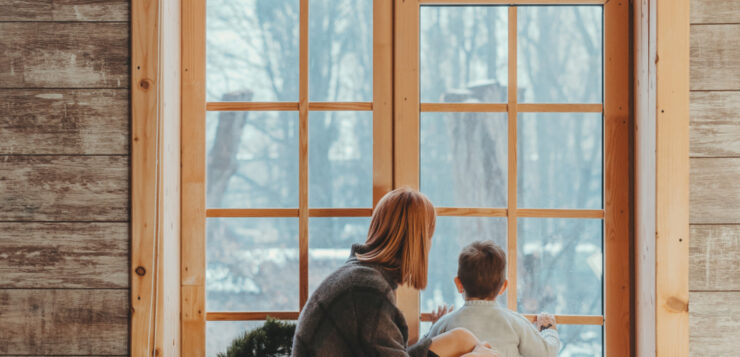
298, 0, 309, 310
517, 209, 604, 219
517, 103, 603, 113
603, 1, 632, 355
418, 0, 606, 4
309, 102, 373, 111
506, 5, 518, 312
435, 207, 508, 217
420, 103, 507, 112
207, 208, 300, 218
181, 0, 207, 353
206, 311, 301, 321
373, 0, 394, 207
206, 102, 299, 111
420, 313, 605, 326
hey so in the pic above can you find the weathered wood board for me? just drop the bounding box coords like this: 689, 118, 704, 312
0, 23, 129, 88
0, 0, 129, 22
0, 289, 128, 355
691, 0, 740, 24
691, 25, 740, 90
0, 222, 128, 289
690, 91, 740, 157
690, 157, 740, 224
690, 291, 740, 357
0, 89, 129, 155
0, 156, 129, 221
690, 224, 740, 291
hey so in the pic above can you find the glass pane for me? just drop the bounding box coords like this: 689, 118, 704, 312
207, 218, 299, 311
421, 112, 507, 208
207, 0, 299, 102
206, 111, 299, 208
422, 217, 507, 312
517, 6, 603, 103
207, 320, 297, 357
309, 112, 372, 208
421, 6, 508, 103
558, 325, 603, 357
309, 0, 372, 101
517, 218, 603, 316
518, 113, 602, 209
309, 217, 371, 295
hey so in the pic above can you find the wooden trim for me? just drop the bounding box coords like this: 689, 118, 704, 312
517, 209, 605, 219
309, 102, 373, 111
373, 0, 394, 207
654, 0, 690, 355
604, 0, 632, 356
420, 103, 507, 112
206, 311, 301, 321
517, 103, 603, 113
436, 208, 508, 217
506, 5, 518, 312
418, 0, 606, 3
298, 0, 310, 310
206, 102, 299, 111
131, 0, 160, 353
394, 0, 421, 343
310, 208, 374, 217
181, 0, 207, 353
206, 209, 300, 218
420, 313, 605, 325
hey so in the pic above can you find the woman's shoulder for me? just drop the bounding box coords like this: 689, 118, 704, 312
319, 260, 396, 299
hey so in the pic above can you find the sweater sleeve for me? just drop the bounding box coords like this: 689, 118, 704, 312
512, 313, 561, 357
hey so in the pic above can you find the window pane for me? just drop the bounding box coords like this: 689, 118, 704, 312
517, 6, 603, 103
206, 111, 299, 208
517, 218, 603, 316
207, 0, 299, 102
309, 217, 371, 295
421, 6, 508, 103
309, 112, 372, 208
558, 324, 603, 357
421, 112, 508, 208
309, 0, 372, 101
207, 320, 297, 357
422, 217, 507, 312
207, 218, 299, 311
518, 113, 603, 209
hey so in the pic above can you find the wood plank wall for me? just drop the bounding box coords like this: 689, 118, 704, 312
689, 1, 740, 356
0, 1, 130, 355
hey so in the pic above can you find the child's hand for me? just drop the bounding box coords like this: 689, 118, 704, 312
430, 304, 454, 324
535, 313, 557, 331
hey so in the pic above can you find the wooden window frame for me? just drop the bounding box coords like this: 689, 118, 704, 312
394, 1, 630, 355
175, 0, 631, 355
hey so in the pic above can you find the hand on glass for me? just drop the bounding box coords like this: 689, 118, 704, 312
430, 304, 454, 324
535, 313, 557, 331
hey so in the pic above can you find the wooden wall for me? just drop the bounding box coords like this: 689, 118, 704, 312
689, 1, 740, 356
0, 1, 130, 355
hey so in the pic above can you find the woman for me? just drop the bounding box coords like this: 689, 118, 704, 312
292, 188, 499, 357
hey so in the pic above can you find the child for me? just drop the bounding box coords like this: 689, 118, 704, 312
426, 241, 560, 357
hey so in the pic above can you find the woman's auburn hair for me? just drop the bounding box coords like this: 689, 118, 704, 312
356, 187, 436, 290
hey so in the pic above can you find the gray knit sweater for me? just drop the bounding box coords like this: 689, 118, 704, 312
292, 245, 433, 357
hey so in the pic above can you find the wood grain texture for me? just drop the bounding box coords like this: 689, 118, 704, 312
690, 91, 740, 157
690, 25, 740, 90
0, 223, 128, 288
0, 156, 129, 221
690, 225, 740, 291
690, 291, 740, 357
0, 289, 128, 355
0, 0, 129, 22
0, 23, 128, 88
691, 0, 740, 24
690, 158, 740, 224
0, 89, 128, 155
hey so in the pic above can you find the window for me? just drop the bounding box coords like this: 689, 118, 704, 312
182, 0, 630, 356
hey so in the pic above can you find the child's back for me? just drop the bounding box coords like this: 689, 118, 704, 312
426, 241, 560, 357
427, 300, 559, 357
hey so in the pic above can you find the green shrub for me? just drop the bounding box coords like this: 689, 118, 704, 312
217, 318, 296, 357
